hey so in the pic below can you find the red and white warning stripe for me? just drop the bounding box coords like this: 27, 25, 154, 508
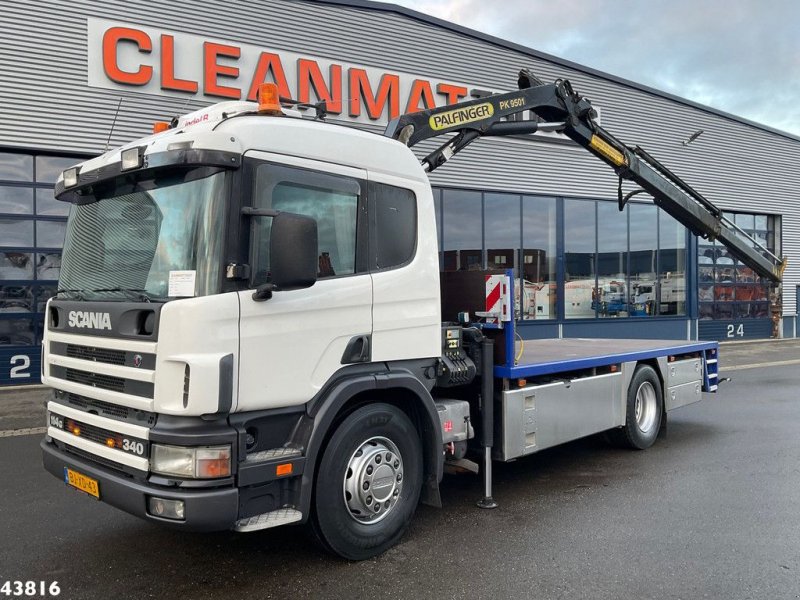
485, 274, 511, 324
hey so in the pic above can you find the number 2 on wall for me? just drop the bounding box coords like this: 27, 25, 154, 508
10, 355, 31, 379
726, 324, 744, 338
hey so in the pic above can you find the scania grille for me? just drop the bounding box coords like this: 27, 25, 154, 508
58, 392, 156, 427
66, 344, 125, 365
65, 368, 126, 393
51, 414, 149, 458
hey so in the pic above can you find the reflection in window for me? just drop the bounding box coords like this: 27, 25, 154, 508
35, 156, 80, 184
36, 253, 61, 280
597, 202, 628, 318
0, 186, 34, 214
252, 165, 359, 283
522, 196, 557, 320
0, 219, 34, 247
0, 286, 34, 313
36, 188, 70, 217
0, 318, 35, 346
0, 252, 33, 280
36, 220, 67, 248
659, 212, 686, 315
442, 190, 481, 271
699, 211, 777, 321
0, 153, 33, 182
484, 193, 520, 272
628, 204, 658, 317
564, 199, 596, 319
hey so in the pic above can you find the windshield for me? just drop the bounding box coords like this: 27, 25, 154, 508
58, 170, 227, 301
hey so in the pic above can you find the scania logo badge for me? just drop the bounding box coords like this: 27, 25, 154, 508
133, 354, 143, 368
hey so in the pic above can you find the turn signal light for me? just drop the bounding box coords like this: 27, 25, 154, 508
257, 83, 283, 115
153, 121, 170, 133
276, 463, 293, 477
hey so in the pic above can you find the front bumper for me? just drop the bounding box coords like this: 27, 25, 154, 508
42, 439, 239, 532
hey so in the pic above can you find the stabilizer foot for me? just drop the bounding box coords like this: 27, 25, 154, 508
477, 497, 498, 509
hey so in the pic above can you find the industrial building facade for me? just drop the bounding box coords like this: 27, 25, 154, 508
1, 0, 798, 385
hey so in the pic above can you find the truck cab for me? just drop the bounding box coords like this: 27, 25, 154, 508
42, 98, 446, 559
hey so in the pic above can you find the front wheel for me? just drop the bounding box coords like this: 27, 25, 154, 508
609, 364, 663, 450
311, 403, 423, 560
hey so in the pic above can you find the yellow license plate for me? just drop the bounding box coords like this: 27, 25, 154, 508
64, 467, 100, 499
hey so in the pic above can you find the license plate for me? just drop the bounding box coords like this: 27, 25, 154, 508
64, 467, 100, 499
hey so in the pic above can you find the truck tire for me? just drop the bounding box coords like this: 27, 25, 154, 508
311, 403, 423, 560
609, 364, 663, 450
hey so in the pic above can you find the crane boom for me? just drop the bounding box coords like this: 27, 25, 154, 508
384, 70, 785, 283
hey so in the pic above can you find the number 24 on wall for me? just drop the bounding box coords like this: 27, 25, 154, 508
9, 355, 31, 379
726, 324, 745, 338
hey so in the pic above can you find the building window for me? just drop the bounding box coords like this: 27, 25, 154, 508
697, 211, 776, 321
0, 151, 81, 352
441, 189, 481, 271
521, 196, 557, 320
564, 199, 597, 319
435, 188, 688, 322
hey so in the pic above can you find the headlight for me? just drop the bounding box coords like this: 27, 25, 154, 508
150, 444, 231, 479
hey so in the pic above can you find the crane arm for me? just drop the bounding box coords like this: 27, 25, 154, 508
384, 70, 785, 283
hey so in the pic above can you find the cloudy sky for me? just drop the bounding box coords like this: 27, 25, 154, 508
389, 0, 800, 136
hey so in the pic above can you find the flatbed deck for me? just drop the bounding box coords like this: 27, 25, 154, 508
494, 338, 718, 379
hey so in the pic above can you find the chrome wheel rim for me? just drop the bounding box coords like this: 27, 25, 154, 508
634, 381, 658, 434
343, 436, 404, 524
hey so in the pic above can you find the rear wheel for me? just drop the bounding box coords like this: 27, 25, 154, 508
609, 365, 663, 450
311, 403, 423, 560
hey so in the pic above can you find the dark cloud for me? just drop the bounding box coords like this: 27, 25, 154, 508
391, 0, 800, 136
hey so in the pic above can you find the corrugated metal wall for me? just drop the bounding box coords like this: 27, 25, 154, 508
1, 0, 799, 315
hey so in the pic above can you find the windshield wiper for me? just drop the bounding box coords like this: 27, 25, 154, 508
57, 287, 154, 302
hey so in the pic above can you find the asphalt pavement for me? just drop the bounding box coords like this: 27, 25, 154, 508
1, 340, 799, 599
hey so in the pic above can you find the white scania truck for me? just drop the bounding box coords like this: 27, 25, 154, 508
41, 70, 784, 559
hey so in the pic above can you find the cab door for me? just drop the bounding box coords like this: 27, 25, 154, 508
237, 152, 371, 412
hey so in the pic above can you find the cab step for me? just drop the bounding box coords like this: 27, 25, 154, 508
234, 508, 303, 532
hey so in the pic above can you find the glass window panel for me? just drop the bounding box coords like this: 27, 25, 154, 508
0, 252, 34, 280
597, 201, 628, 318
35, 155, 81, 184
699, 284, 714, 302
734, 213, 755, 230
658, 211, 686, 315
754, 215, 768, 230
699, 303, 714, 320
35, 188, 70, 216
736, 303, 752, 319
699, 265, 715, 284
564, 199, 596, 319
0, 219, 34, 247
629, 203, 658, 318
36, 252, 61, 280
36, 220, 67, 248
714, 303, 734, 319
0, 186, 34, 215
521, 195, 557, 320
484, 193, 520, 273
0, 153, 33, 182
36, 285, 57, 312
442, 189, 482, 271
753, 302, 769, 318
715, 283, 735, 302
0, 285, 34, 313
0, 318, 35, 346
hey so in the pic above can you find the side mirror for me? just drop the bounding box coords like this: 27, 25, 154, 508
252, 211, 318, 301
